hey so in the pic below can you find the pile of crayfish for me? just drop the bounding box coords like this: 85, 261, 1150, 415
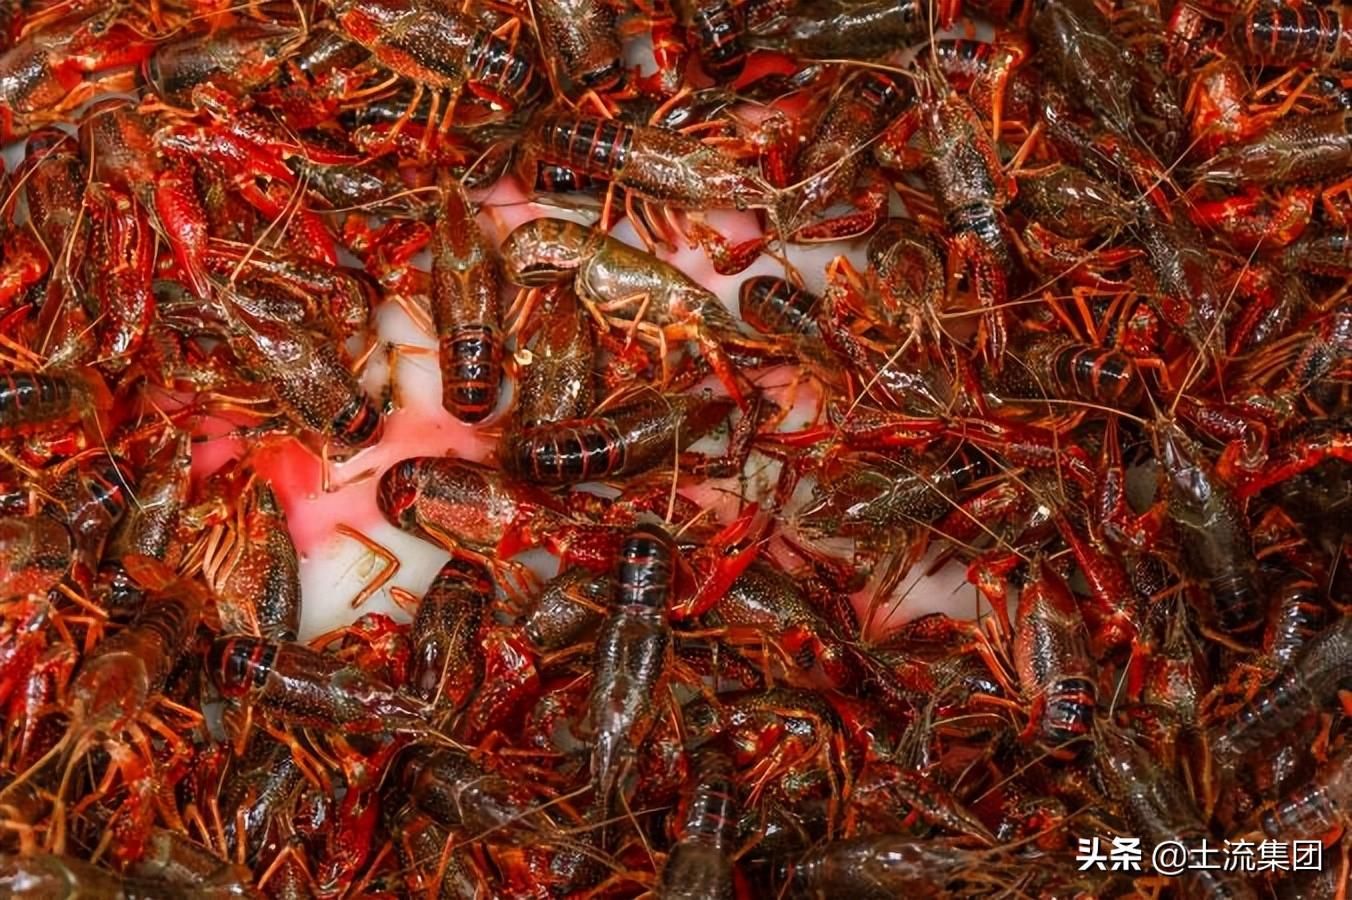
2, 0, 1352, 895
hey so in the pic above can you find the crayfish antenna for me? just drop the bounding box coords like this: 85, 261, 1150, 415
45, 725, 99, 854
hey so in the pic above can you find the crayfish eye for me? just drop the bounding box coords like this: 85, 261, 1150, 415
1166, 462, 1208, 503
794, 644, 816, 669
685, 702, 717, 733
